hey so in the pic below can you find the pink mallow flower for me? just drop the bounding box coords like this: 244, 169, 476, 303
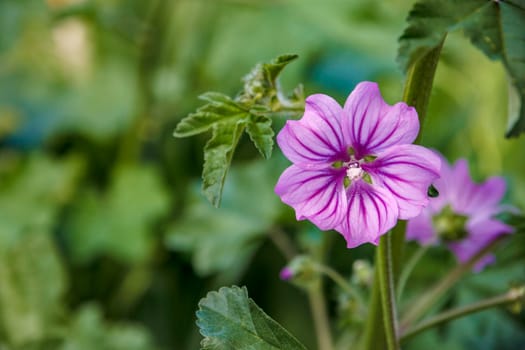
407, 157, 514, 271
275, 82, 440, 248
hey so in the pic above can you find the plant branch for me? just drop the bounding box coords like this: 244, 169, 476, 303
268, 227, 298, 260
314, 263, 366, 315
401, 286, 525, 341
308, 284, 334, 350
396, 245, 429, 301
400, 236, 506, 330
377, 234, 400, 350
359, 37, 445, 350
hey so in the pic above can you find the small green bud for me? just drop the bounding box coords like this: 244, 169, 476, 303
352, 260, 373, 287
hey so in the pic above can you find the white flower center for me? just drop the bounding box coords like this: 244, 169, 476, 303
345, 161, 363, 180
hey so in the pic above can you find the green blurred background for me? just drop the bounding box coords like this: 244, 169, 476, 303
0, 0, 524, 349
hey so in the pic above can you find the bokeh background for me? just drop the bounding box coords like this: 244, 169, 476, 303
0, 0, 524, 349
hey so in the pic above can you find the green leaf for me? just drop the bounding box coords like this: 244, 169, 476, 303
165, 158, 283, 282
239, 54, 299, 106
173, 54, 300, 206
66, 165, 169, 264
174, 93, 248, 137
398, 0, 525, 137
246, 115, 274, 159
264, 54, 299, 85
0, 232, 66, 347
196, 286, 307, 350
202, 121, 245, 207
0, 154, 81, 249
61, 304, 156, 350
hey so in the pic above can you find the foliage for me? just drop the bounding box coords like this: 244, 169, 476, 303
0, 0, 524, 349
174, 55, 303, 207
165, 157, 283, 282
398, 0, 525, 137
196, 286, 307, 350
66, 165, 170, 264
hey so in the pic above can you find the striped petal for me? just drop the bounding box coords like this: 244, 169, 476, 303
406, 209, 436, 245
342, 82, 419, 159
336, 180, 398, 248
275, 165, 347, 230
365, 144, 441, 219
277, 94, 346, 167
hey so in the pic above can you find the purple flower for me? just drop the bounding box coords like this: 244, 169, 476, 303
406, 157, 514, 271
275, 82, 440, 248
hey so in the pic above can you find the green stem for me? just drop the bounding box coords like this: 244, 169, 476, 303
362, 38, 445, 350
402, 38, 445, 143
308, 284, 334, 350
315, 263, 366, 315
360, 39, 445, 350
268, 227, 298, 260
377, 234, 400, 350
399, 236, 505, 331
396, 245, 429, 301
360, 272, 386, 350
268, 229, 333, 350
401, 286, 525, 341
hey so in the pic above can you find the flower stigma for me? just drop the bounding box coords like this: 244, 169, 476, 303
346, 161, 363, 180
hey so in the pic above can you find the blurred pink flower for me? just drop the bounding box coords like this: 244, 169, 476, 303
275, 82, 440, 248
407, 157, 514, 271
279, 267, 294, 281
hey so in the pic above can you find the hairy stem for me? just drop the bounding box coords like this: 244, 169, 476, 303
401, 286, 525, 341
378, 234, 400, 350
360, 39, 445, 350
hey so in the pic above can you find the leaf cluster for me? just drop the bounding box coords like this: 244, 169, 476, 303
398, 0, 525, 137
174, 54, 303, 207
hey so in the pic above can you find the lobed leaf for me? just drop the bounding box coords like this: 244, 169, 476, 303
398, 0, 525, 137
202, 121, 246, 207
196, 286, 307, 350
173, 54, 300, 206
246, 114, 274, 159
174, 94, 248, 137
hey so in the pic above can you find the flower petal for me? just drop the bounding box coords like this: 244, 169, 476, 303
277, 94, 346, 166
364, 144, 441, 219
448, 218, 513, 271
406, 209, 437, 245
275, 165, 346, 230
463, 177, 507, 215
335, 180, 398, 248
342, 82, 419, 158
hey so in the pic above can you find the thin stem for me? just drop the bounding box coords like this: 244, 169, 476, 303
315, 263, 366, 313
400, 236, 506, 330
268, 227, 298, 260
396, 245, 429, 301
377, 234, 400, 350
308, 284, 334, 350
359, 39, 445, 350
267, 229, 333, 350
360, 272, 386, 350
401, 286, 525, 341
